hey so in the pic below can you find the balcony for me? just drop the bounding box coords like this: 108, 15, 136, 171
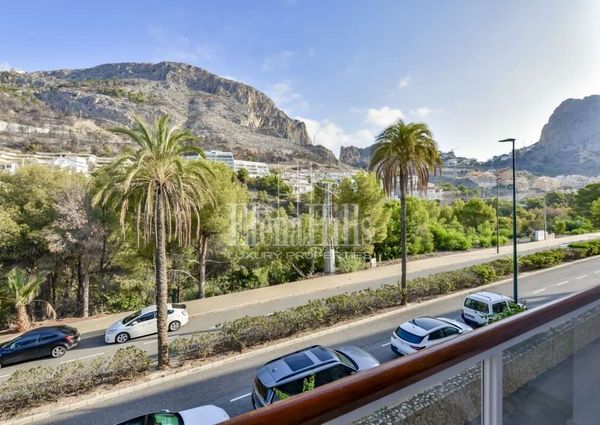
223, 284, 600, 425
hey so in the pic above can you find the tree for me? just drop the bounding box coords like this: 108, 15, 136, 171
572, 183, 600, 218
457, 198, 495, 230
194, 163, 248, 298
3, 268, 48, 332
92, 115, 214, 369
236, 168, 250, 185
369, 120, 442, 305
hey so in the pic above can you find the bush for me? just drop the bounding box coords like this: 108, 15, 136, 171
519, 249, 565, 271
0, 347, 150, 418
337, 254, 364, 273
470, 264, 498, 284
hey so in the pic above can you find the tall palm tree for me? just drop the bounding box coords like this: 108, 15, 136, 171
92, 115, 214, 369
4, 268, 48, 332
369, 120, 442, 305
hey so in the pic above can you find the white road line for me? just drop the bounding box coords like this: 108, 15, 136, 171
555, 281, 569, 287
532, 288, 547, 294
0, 374, 10, 379
230, 393, 251, 402
380, 342, 391, 347
594, 270, 600, 274
576, 275, 588, 280
143, 340, 156, 345
60, 352, 104, 364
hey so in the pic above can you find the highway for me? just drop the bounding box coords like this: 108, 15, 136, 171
30, 256, 600, 425
2, 234, 596, 380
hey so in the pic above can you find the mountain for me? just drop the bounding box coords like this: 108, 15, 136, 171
0, 62, 338, 165
339, 145, 373, 168
488, 95, 600, 176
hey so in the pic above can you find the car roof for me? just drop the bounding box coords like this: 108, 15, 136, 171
467, 291, 512, 303
401, 317, 448, 336
257, 345, 341, 387
139, 303, 184, 315
21, 326, 74, 336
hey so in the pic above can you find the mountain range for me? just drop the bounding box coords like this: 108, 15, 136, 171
0, 62, 338, 165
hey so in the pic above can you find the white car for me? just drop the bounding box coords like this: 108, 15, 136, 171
115, 405, 229, 425
461, 291, 518, 326
390, 316, 472, 356
105, 303, 189, 344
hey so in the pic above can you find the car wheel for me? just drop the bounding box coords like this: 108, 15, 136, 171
51, 345, 67, 358
115, 332, 130, 344
168, 321, 181, 332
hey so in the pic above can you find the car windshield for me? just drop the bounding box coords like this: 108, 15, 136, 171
122, 310, 141, 324
397, 327, 425, 344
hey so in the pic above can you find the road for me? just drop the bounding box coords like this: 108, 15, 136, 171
32, 256, 600, 425
2, 234, 597, 380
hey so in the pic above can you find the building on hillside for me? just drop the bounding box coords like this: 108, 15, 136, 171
189, 150, 270, 178
0, 150, 108, 175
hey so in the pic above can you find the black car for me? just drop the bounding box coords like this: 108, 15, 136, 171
0, 326, 80, 367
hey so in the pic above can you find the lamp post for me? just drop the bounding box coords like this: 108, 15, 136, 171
499, 138, 518, 302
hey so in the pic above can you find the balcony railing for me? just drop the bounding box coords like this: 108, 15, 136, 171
223, 283, 600, 425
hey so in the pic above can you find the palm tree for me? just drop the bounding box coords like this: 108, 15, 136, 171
369, 120, 442, 305
4, 268, 48, 332
92, 115, 214, 369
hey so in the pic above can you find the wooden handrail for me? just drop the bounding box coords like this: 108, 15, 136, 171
223, 283, 600, 425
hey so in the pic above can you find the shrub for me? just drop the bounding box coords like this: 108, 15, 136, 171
337, 254, 364, 273
519, 249, 565, 271
470, 264, 498, 284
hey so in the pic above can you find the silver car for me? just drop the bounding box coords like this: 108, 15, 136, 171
252, 344, 379, 408
390, 316, 472, 356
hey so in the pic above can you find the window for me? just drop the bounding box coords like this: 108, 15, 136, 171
150, 413, 182, 425
492, 302, 508, 314
38, 334, 57, 343
442, 327, 460, 337
11, 335, 39, 349
335, 351, 357, 371
275, 377, 305, 396
428, 329, 445, 340
396, 327, 425, 344
314, 365, 353, 387
137, 312, 156, 323
123, 310, 142, 324
464, 298, 489, 313
117, 416, 146, 425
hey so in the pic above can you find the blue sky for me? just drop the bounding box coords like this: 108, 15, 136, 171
1, 0, 599, 159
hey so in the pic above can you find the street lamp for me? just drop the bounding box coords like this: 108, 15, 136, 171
499, 138, 518, 302
496, 177, 501, 254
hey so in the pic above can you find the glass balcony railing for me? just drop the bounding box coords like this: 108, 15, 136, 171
223, 284, 600, 425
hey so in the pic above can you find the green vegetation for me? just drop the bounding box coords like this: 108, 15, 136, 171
92, 115, 215, 368
369, 119, 443, 305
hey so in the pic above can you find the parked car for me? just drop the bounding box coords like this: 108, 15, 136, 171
390, 316, 472, 356
0, 326, 80, 367
115, 405, 229, 425
252, 344, 379, 408
105, 304, 189, 344
461, 291, 524, 326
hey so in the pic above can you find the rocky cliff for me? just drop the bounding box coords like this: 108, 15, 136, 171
339, 144, 373, 169
0, 62, 338, 164
489, 95, 600, 176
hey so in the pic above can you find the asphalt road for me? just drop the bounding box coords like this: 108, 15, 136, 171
0, 237, 590, 380
32, 256, 600, 425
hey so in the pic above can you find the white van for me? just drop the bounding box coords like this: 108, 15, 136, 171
461, 291, 517, 326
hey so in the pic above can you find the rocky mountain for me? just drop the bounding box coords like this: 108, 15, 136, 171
0, 62, 338, 165
488, 95, 600, 176
339, 144, 373, 168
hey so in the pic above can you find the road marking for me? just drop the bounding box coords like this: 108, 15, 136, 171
532, 288, 547, 294
143, 340, 156, 345
0, 374, 10, 379
576, 275, 588, 280
230, 393, 251, 402
555, 281, 569, 287
594, 270, 600, 274
60, 352, 104, 364
380, 342, 391, 347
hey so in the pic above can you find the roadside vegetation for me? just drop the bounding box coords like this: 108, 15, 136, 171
3, 240, 599, 419
1, 115, 600, 338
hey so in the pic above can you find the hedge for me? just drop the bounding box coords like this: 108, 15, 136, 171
0, 346, 149, 418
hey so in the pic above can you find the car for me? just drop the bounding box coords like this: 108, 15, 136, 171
105, 303, 189, 344
390, 316, 472, 356
461, 291, 523, 326
0, 325, 80, 367
252, 344, 379, 409
115, 405, 230, 425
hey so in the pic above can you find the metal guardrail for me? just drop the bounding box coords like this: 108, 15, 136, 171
223, 283, 600, 425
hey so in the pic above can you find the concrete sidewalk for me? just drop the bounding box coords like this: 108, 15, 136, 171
3, 232, 599, 343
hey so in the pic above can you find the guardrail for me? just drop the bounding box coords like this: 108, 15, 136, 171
223, 283, 600, 425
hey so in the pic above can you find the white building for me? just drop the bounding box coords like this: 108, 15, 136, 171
190, 150, 270, 178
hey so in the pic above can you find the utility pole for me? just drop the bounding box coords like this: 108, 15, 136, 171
323, 181, 336, 274
499, 138, 518, 302
543, 192, 547, 240
496, 177, 500, 254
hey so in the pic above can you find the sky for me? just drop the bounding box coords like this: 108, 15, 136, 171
1, 0, 600, 160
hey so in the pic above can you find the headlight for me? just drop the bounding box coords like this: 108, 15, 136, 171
106, 328, 117, 334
